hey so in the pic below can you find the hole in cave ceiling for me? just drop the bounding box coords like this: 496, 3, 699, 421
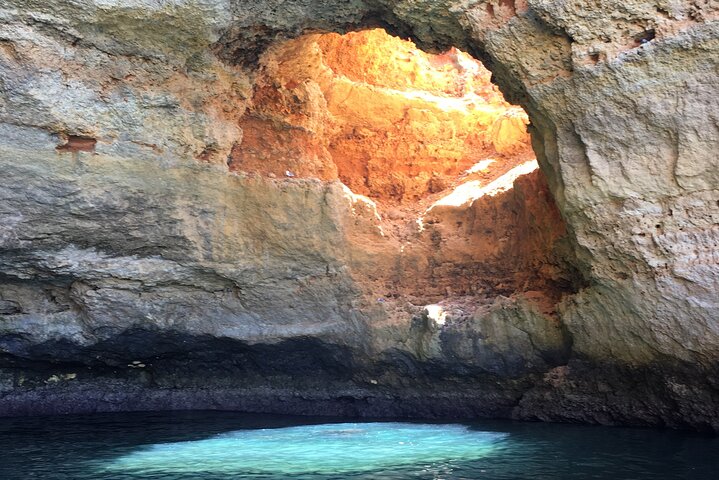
229, 28, 538, 215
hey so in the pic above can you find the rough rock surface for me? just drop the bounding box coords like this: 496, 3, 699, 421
0, 1, 717, 430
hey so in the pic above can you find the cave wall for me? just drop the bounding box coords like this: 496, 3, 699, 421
0, 1, 718, 429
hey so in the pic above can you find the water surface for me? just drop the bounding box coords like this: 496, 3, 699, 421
0, 411, 716, 479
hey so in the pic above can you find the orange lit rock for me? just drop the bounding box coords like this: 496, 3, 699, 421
227, 29, 564, 315
212, 28, 569, 371
490, 109, 531, 154
231, 29, 532, 203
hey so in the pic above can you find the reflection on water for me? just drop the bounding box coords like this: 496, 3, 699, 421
106, 422, 507, 476
0, 411, 716, 479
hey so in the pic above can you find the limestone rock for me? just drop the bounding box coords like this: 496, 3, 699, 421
0, 0, 717, 430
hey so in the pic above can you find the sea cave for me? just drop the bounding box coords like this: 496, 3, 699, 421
0, 1, 718, 478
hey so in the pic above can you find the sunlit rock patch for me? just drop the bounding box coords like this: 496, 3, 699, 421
231, 29, 532, 205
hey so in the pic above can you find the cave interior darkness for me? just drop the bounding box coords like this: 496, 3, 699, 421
227, 28, 575, 316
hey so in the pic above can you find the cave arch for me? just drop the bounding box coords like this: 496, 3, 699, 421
0, 0, 717, 429
221, 27, 577, 309
206, 2, 719, 427
210, 0, 579, 265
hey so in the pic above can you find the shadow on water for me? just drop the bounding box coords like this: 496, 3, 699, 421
0, 411, 717, 479
465, 420, 719, 479
0, 412, 294, 478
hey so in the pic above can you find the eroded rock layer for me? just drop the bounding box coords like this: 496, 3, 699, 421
0, 1, 717, 430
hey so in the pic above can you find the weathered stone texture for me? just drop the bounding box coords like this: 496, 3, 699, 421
0, 1, 717, 429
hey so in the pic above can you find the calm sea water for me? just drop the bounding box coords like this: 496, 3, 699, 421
0, 411, 716, 479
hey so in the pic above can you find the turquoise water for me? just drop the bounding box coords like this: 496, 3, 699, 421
0, 411, 717, 479
107, 422, 506, 476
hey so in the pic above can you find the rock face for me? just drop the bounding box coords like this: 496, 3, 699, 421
0, 1, 717, 430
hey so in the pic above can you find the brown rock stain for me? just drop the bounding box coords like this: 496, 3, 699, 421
56, 135, 97, 153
